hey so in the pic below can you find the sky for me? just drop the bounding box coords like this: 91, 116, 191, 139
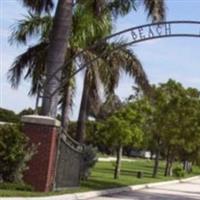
0, 0, 200, 119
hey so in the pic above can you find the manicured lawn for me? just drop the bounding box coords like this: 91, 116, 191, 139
0, 159, 200, 197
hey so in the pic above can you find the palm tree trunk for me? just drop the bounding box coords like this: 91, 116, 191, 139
76, 69, 90, 143
61, 50, 73, 131
41, 0, 72, 117
114, 145, 123, 179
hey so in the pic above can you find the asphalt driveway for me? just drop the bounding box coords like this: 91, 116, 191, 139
94, 178, 200, 200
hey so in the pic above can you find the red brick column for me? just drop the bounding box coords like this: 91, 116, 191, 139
21, 115, 60, 192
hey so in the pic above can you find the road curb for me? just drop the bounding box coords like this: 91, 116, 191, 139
1, 176, 199, 200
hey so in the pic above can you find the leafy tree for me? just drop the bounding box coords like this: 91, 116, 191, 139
145, 80, 200, 177
0, 108, 19, 123
98, 102, 144, 179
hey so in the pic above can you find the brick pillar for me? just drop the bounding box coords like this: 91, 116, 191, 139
21, 115, 60, 192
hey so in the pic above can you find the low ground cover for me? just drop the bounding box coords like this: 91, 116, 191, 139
0, 159, 199, 197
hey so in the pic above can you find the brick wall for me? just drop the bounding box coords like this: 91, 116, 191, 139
23, 122, 58, 192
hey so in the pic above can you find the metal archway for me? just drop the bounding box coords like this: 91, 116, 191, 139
40, 20, 200, 99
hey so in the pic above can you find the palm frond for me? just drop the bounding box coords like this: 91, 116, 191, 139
108, 0, 137, 19
143, 0, 166, 22
91, 40, 150, 95
97, 94, 123, 120
10, 13, 52, 45
20, 0, 54, 14
119, 46, 151, 94
8, 42, 48, 92
72, 3, 112, 48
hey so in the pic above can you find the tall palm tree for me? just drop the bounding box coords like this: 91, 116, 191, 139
20, 0, 73, 117
8, 4, 112, 129
75, 0, 166, 143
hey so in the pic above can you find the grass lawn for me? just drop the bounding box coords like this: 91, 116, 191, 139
0, 159, 200, 197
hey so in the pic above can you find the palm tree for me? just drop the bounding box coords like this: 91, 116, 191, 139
20, 0, 73, 117
75, 0, 166, 143
75, 41, 150, 143
8, 4, 112, 130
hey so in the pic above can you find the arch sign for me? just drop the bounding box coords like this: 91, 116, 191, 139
42, 21, 200, 99
106, 20, 200, 45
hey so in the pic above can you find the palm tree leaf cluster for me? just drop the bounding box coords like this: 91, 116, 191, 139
143, 0, 166, 22
10, 13, 52, 45
8, 42, 48, 95
20, 0, 54, 14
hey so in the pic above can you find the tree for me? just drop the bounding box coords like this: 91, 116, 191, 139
20, 0, 73, 117
145, 80, 200, 177
98, 102, 144, 179
144, 85, 168, 177
144, 80, 185, 177
163, 86, 200, 175
8, 6, 112, 130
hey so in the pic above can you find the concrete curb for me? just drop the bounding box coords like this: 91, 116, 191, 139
1, 176, 199, 200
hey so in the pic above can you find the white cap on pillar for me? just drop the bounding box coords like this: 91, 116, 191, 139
21, 115, 61, 127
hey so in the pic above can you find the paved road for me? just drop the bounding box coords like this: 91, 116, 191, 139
93, 178, 200, 200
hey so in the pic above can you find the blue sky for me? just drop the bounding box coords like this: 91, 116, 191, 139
0, 0, 200, 119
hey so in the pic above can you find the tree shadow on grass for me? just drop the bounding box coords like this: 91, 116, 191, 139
94, 167, 155, 179
121, 169, 153, 178
94, 168, 114, 174
81, 179, 127, 190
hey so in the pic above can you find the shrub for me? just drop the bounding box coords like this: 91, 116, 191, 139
173, 167, 185, 178
80, 145, 98, 180
0, 125, 35, 183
